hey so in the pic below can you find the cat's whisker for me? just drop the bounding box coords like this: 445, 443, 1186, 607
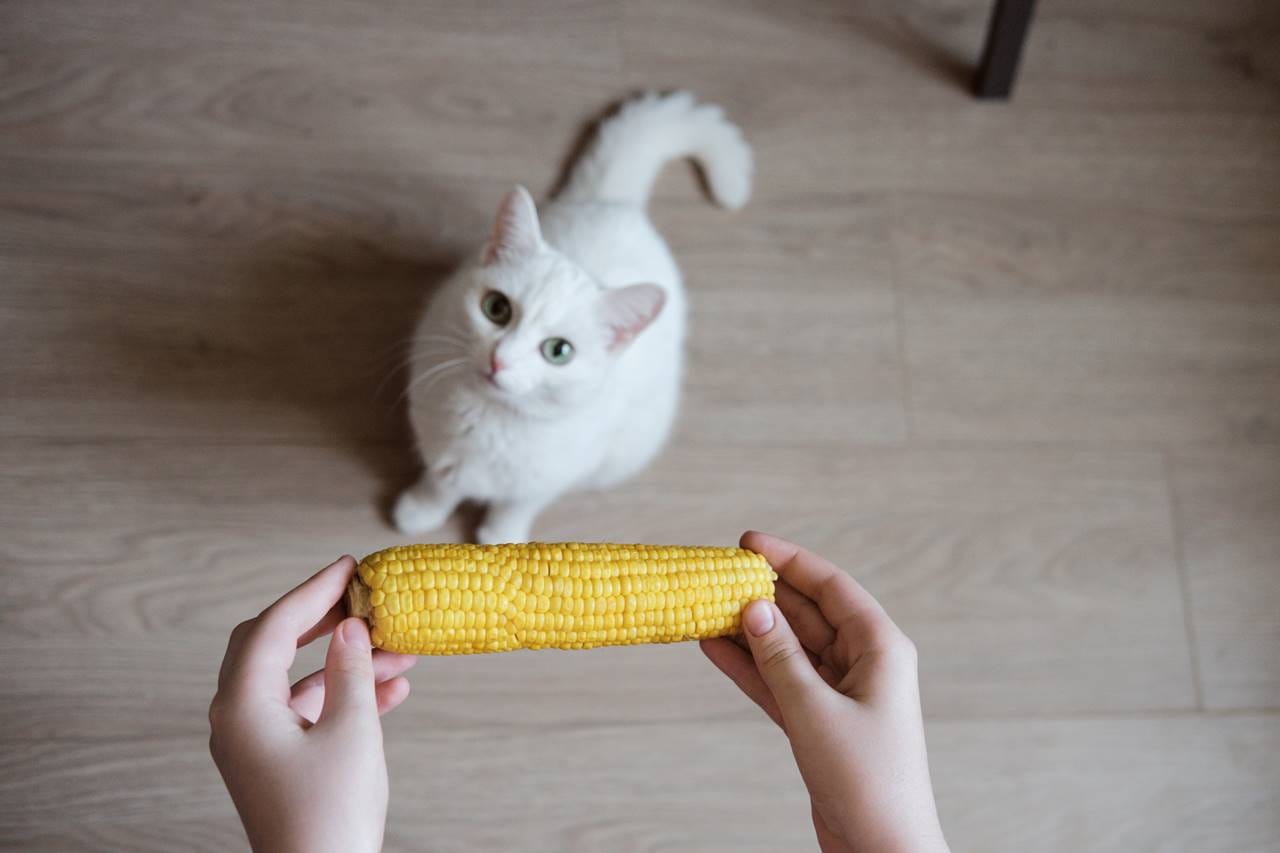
375, 351, 465, 400
372, 338, 414, 359
377, 344, 466, 380
367, 348, 424, 379
402, 367, 461, 403
407, 333, 469, 349
369, 332, 468, 370
404, 345, 466, 359
393, 348, 468, 377
373, 366, 405, 400
396, 357, 468, 404
396, 367, 463, 406
374, 350, 420, 397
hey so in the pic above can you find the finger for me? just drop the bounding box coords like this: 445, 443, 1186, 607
216, 619, 256, 693
740, 600, 826, 717
742, 531, 894, 637
375, 676, 411, 716
298, 674, 412, 722
297, 603, 346, 648
234, 556, 358, 692
289, 679, 326, 724
317, 617, 379, 728
260, 555, 359, 642
290, 649, 418, 705
699, 638, 783, 727
775, 582, 836, 657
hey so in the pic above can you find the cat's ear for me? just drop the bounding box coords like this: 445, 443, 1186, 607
482, 185, 542, 265
599, 283, 666, 351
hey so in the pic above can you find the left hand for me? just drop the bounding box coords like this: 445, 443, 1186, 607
209, 556, 417, 853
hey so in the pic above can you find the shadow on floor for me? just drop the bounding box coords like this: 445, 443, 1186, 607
102, 176, 489, 523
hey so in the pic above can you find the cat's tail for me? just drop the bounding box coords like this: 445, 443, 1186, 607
557, 91, 752, 210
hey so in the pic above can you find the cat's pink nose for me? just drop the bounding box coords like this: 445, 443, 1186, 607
489, 351, 505, 376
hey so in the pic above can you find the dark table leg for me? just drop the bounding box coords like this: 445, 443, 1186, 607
974, 0, 1038, 99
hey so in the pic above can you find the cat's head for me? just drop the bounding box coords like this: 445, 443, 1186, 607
447, 186, 665, 409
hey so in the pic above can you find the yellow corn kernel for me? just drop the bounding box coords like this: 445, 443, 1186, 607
346, 543, 777, 655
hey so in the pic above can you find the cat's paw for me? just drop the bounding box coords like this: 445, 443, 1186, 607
392, 489, 452, 535
475, 521, 532, 546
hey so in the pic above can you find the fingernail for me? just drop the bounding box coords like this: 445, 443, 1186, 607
341, 618, 371, 651
743, 600, 774, 637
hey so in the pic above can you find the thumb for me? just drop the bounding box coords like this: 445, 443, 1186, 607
741, 600, 824, 712
318, 617, 379, 727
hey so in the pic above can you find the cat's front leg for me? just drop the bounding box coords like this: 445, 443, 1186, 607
476, 496, 553, 545
392, 471, 460, 535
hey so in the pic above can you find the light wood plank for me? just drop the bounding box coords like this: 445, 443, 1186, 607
1171, 448, 1280, 709
953, 0, 1280, 112
0, 721, 814, 853
0, 2, 621, 175
5, 0, 621, 68
0, 160, 498, 442
623, 1, 1280, 215
893, 194, 1280, 443
0, 175, 906, 444
621, 0, 1280, 112
5, 715, 1277, 853
0, 735, 239, 852
1, 440, 1193, 739
0, 439, 781, 742
655, 196, 907, 444
4, 0, 1280, 848
932, 714, 1280, 852
537, 442, 1196, 715
622, 0, 1280, 110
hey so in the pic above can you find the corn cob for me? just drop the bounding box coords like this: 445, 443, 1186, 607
345, 542, 777, 655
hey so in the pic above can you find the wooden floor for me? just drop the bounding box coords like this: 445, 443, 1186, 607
3, 1, 1280, 850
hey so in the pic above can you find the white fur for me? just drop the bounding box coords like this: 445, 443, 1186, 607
394, 91, 752, 543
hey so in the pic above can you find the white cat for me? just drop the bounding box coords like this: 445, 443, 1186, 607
393, 91, 752, 544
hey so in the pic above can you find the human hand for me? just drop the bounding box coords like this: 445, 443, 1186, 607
209, 556, 417, 853
702, 532, 949, 853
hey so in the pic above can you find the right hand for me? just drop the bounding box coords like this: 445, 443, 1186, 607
209, 556, 416, 853
701, 532, 949, 853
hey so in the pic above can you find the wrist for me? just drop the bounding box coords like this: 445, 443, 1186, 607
820, 810, 947, 853
876, 823, 949, 853
251, 823, 381, 853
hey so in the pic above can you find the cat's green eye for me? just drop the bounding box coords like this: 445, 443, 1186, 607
481, 291, 512, 326
540, 337, 575, 366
